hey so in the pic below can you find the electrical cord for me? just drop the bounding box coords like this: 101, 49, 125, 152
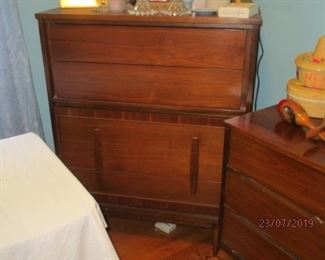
254, 36, 264, 111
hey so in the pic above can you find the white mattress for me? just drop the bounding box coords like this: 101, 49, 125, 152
0, 133, 119, 260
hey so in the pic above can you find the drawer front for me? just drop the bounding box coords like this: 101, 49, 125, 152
225, 170, 325, 259
49, 24, 246, 69
55, 109, 224, 206
52, 62, 243, 109
68, 167, 220, 212
48, 24, 246, 110
222, 208, 293, 260
229, 130, 325, 220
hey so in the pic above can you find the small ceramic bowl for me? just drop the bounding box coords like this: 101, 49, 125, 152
295, 36, 325, 90
296, 52, 325, 90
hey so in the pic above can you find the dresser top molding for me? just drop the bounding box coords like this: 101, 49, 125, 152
224, 106, 325, 175
35, 8, 262, 29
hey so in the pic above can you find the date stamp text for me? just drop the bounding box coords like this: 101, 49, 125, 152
259, 218, 314, 229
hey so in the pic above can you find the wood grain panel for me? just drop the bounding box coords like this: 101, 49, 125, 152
56, 114, 224, 182
150, 113, 179, 123
229, 129, 325, 220
225, 170, 325, 259
49, 24, 246, 69
222, 208, 293, 260
70, 167, 220, 207
95, 193, 217, 216
55, 107, 226, 126
52, 61, 243, 109
55, 106, 95, 117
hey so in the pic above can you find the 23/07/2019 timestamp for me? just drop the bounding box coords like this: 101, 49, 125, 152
259, 218, 315, 229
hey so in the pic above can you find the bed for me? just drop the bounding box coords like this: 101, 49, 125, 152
0, 133, 119, 259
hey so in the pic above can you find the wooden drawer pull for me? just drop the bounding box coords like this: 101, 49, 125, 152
93, 128, 104, 175
189, 136, 199, 195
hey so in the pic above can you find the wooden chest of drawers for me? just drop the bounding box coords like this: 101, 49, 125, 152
219, 107, 325, 259
36, 8, 261, 229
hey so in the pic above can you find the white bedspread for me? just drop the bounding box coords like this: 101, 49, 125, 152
0, 133, 119, 260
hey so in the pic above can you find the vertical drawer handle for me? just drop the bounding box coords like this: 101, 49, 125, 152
189, 136, 199, 195
93, 128, 104, 175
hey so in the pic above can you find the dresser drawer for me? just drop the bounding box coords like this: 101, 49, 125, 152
222, 208, 293, 260
52, 62, 243, 109
228, 130, 325, 219
68, 167, 220, 211
49, 24, 246, 110
225, 169, 325, 259
55, 110, 224, 206
49, 24, 246, 69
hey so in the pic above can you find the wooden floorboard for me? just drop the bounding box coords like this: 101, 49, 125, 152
107, 218, 232, 260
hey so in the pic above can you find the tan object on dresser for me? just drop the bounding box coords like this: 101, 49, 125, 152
218, 106, 325, 259
35, 8, 261, 246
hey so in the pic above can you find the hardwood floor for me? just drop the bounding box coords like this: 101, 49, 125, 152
107, 218, 232, 260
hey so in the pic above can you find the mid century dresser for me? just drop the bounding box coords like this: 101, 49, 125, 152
219, 106, 325, 259
36, 8, 262, 233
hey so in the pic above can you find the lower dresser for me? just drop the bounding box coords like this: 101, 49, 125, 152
218, 106, 325, 259
55, 107, 225, 227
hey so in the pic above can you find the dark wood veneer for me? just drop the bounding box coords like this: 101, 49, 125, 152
219, 106, 325, 259
36, 8, 261, 249
222, 208, 295, 260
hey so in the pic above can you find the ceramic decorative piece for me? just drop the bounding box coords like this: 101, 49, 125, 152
128, 0, 190, 16
295, 36, 325, 90
286, 35, 325, 119
287, 79, 325, 119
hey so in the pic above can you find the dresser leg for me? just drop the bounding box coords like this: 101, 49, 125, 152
212, 226, 219, 256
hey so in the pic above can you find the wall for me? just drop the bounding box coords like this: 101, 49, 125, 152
254, 0, 325, 109
17, 0, 325, 147
17, 0, 59, 148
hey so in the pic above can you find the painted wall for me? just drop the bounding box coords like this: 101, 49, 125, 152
255, 0, 325, 109
16, 0, 325, 147
17, 0, 59, 148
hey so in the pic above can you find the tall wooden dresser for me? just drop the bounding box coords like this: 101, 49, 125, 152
36, 8, 261, 232
219, 106, 325, 259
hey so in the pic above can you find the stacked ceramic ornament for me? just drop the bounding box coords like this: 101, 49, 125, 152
287, 36, 325, 118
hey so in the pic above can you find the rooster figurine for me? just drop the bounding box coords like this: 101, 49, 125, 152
277, 99, 325, 142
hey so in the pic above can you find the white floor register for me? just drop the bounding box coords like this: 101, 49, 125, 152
0, 133, 119, 259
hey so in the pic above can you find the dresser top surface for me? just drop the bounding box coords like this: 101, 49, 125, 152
225, 106, 325, 174
35, 8, 262, 28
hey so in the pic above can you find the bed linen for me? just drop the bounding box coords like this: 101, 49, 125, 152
0, 133, 119, 260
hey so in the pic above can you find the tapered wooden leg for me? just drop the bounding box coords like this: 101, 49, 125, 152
213, 226, 219, 256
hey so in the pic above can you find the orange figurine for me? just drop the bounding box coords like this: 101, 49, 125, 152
277, 99, 325, 141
